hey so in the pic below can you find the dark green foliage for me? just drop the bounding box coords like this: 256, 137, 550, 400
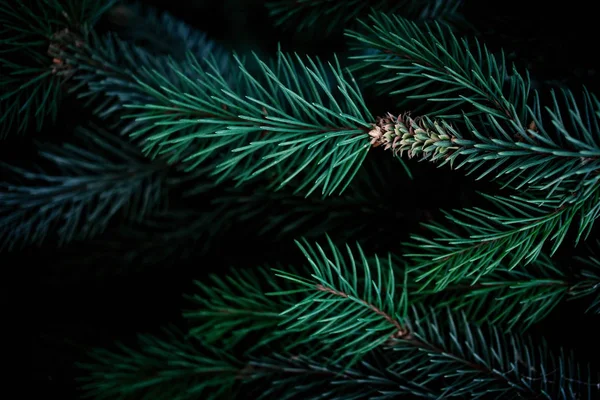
77, 327, 242, 400
77, 239, 600, 398
103, 1, 228, 60
406, 191, 600, 289
59, 27, 376, 194
183, 265, 302, 352
346, 11, 530, 119
347, 12, 600, 287
421, 251, 600, 330
386, 307, 598, 399
0, 0, 117, 136
265, 0, 466, 37
274, 237, 410, 365
348, 13, 600, 197
3, 1, 600, 399
574, 241, 600, 314
0, 122, 167, 250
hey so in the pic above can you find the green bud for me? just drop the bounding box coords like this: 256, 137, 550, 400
415, 133, 429, 141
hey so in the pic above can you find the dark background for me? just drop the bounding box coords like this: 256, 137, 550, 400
5, 0, 598, 397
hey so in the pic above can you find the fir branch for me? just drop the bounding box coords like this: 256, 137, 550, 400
367, 105, 599, 281
274, 239, 600, 331
573, 240, 600, 313
272, 240, 600, 398
346, 11, 530, 120
384, 307, 600, 399
63, 34, 374, 195
183, 266, 304, 352
79, 330, 433, 400
412, 252, 600, 330
404, 189, 600, 290
71, 31, 235, 161
0, 122, 167, 250
367, 101, 600, 197
183, 242, 600, 359
243, 348, 435, 399
77, 327, 242, 400
103, 1, 229, 62
273, 237, 411, 365
349, 12, 600, 197
266, 0, 465, 37
0, 0, 116, 136
79, 239, 600, 399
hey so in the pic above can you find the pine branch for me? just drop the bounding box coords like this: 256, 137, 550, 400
0, 0, 116, 136
79, 329, 433, 400
274, 238, 599, 332
266, 0, 465, 37
184, 235, 598, 351
272, 240, 600, 398
79, 238, 600, 399
345, 11, 530, 121
349, 13, 600, 197
58, 30, 234, 161
0, 122, 167, 250
404, 189, 600, 290
368, 104, 600, 196
384, 306, 600, 399
364, 107, 600, 277
103, 1, 229, 62
411, 252, 600, 330
573, 240, 600, 313
60, 33, 374, 196
183, 266, 304, 352
273, 236, 411, 366
77, 326, 242, 400
243, 347, 435, 399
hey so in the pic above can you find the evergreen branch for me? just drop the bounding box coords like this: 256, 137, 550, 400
79, 330, 434, 400
205, 50, 373, 196
273, 236, 410, 365
244, 347, 435, 399
63, 31, 234, 164
404, 189, 600, 290
272, 236, 599, 334
346, 11, 530, 121
183, 240, 599, 357
63, 34, 374, 195
459, 89, 600, 196
59, 154, 409, 268
62, 29, 235, 165
79, 239, 600, 399
77, 327, 242, 400
0, 122, 167, 250
183, 266, 305, 352
384, 306, 600, 399
271, 241, 600, 398
412, 252, 600, 330
350, 13, 600, 196
368, 105, 600, 197
573, 240, 600, 313
0, 0, 116, 136
103, 1, 230, 62
266, 0, 465, 37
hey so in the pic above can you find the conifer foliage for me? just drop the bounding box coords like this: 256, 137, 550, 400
3, 0, 600, 398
